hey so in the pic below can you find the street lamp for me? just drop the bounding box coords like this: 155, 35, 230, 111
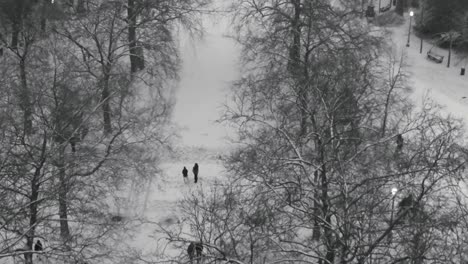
388, 187, 398, 243
406, 11, 414, 47
419, 5, 425, 53
379, 0, 382, 13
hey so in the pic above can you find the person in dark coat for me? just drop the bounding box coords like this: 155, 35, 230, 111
34, 240, 43, 261
182, 166, 188, 183
396, 134, 404, 153
187, 241, 203, 264
192, 163, 199, 183
34, 240, 43, 252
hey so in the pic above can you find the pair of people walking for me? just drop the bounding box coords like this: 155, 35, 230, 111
183, 163, 199, 183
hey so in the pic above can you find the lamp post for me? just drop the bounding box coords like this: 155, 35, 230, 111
388, 187, 398, 243
419, 4, 425, 53
406, 11, 414, 47
390, 187, 398, 223
379, 0, 382, 13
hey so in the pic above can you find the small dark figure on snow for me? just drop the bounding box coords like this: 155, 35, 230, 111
34, 240, 43, 252
396, 134, 404, 153
187, 241, 203, 264
34, 240, 44, 261
192, 163, 199, 183
182, 166, 188, 183
398, 194, 414, 211
396, 194, 422, 223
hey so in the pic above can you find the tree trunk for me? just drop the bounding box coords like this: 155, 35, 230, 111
24, 240, 33, 264
11, 25, 20, 47
40, 0, 48, 33
288, 0, 306, 136
19, 58, 33, 134
25, 168, 41, 264
312, 170, 321, 240
77, 0, 86, 13
58, 146, 71, 245
361, 0, 364, 18
321, 167, 335, 263
127, 0, 144, 73
381, 83, 396, 136
447, 35, 452, 68
40, 18, 46, 33
101, 70, 112, 135
11, 0, 23, 48
396, 0, 404, 15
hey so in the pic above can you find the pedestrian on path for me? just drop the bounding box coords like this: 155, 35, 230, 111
182, 166, 188, 183
193, 163, 199, 183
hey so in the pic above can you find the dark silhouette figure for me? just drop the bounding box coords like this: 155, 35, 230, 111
187, 242, 203, 264
111, 215, 123, 222
398, 194, 414, 211
396, 194, 423, 223
70, 136, 79, 153
182, 166, 188, 183
396, 134, 404, 153
34, 240, 44, 261
34, 240, 43, 252
70, 125, 88, 153
192, 163, 199, 183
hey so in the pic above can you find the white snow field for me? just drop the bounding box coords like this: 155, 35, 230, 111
173, 14, 240, 149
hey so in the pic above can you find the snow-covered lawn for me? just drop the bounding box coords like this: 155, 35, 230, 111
131, 5, 468, 263
126, 158, 227, 259
389, 13, 468, 127
173, 15, 240, 149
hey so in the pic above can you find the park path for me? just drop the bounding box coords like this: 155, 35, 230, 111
126, 12, 240, 261
173, 14, 240, 149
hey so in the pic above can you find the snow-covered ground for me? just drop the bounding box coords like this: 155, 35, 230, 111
122, 11, 240, 262
388, 12, 468, 127
127, 5, 468, 262
125, 159, 227, 260
9, 3, 468, 264
100, 4, 468, 263
173, 15, 240, 149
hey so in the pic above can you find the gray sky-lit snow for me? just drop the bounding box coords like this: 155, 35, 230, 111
173, 12, 239, 149
173, 0, 468, 150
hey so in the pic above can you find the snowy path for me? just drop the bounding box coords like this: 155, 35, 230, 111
126, 14, 240, 261
127, 160, 227, 259
173, 17, 239, 149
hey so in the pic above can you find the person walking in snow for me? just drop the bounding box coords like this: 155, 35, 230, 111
192, 163, 199, 183
182, 166, 188, 183
34, 240, 43, 252
187, 241, 203, 264
34, 240, 43, 262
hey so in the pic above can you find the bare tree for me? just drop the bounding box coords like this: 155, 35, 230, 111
163, 1, 468, 264
0, 1, 209, 264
